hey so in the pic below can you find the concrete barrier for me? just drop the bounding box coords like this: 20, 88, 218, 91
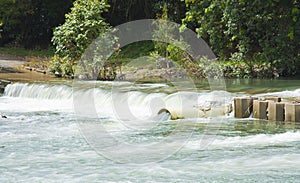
234, 97, 255, 118
253, 100, 268, 119
285, 103, 300, 122
268, 102, 285, 121
265, 97, 281, 102
158, 104, 233, 120
162, 96, 299, 122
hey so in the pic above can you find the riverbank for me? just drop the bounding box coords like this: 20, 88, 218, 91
0, 53, 59, 82
0, 49, 299, 84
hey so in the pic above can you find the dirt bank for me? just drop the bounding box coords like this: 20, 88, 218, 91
0, 54, 58, 82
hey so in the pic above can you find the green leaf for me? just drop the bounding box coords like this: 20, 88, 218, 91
288, 31, 294, 40
231, 35, 237, 41
292, 8, 299, 15
292, 16, 297, 23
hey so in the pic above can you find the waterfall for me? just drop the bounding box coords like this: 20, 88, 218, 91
3, 83, 234, 119
4, 83, 73, 99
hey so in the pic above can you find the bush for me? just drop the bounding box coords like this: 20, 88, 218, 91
198, 57, 280, 79
48, 55, 62, 74
184, 0, 300, 77
51, 0, 118, 79
48, 55, 76, 76
52, 0, 111, 60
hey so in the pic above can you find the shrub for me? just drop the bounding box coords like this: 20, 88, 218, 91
52, 0, 111, 60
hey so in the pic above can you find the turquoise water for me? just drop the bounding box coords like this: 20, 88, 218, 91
0, 80, 300, 182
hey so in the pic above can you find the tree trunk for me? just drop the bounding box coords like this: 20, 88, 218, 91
166, 47, 169, 69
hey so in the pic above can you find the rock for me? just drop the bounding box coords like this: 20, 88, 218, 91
1, 115, 7, 118
0, 79, 11, 94
0, 79, 11, 85
24, 66, 32, 71
35, 69, 46, 74
54, 71, 62, 77
0, 86, 5, 94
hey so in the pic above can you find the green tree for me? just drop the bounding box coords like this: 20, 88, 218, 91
152, 4, 173, 68
183, 0, 231, 57
0, 0, 73, 48
104, 0, 185, 26
151, 0, 186, 23
222, 0, 299, 76
80, 31, 119, 80
105, 0, 152, 26
52, 0, 111, 60
184, 0, 300, 76
152, 5, 204, 78
51, 0, 119, 78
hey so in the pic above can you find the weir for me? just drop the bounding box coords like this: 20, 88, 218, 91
2, 82, 300, 122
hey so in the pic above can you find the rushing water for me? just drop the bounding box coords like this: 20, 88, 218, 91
0, 80, 300, 182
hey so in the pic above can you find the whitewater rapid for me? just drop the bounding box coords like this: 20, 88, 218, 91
1, 81, 300, 182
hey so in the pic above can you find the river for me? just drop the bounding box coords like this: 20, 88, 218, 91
0, 79, 300, 182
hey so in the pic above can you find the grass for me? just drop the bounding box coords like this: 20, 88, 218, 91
0, 41, 153, 59
0, 42, 156, 72
110, 41, 156, 71
0, 47, 54, 57
113, 41, 154, 63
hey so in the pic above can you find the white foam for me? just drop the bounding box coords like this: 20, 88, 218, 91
186, 131, 300, 150
256, 88, 300, 98
0, 83, 240, 120
4, 83, 72, 99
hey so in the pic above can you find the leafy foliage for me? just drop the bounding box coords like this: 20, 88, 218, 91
0, 0, 299, 78
105, 0, 185, 26
79, 30, 119, 80
48, 55, 75, 77
51, 0, 118, 78
152, 5, 174, 68
0, 0, 73, 48
184, 0, 300, 77
52, 0, 110, 60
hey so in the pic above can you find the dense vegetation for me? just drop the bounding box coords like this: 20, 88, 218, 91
184, 0, 300, 77
0, 0, 299, 78
0, 0, 74, 48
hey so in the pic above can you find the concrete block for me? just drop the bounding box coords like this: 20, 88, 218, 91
285, 103, 300, 122
253, 100, 268, 120
268, 102, 285, 121
234, 97, 254, 118
265, 97, 281, 102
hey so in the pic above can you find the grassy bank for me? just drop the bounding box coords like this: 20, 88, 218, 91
1, 44, 298, 80
117, 41, 154, 61
0, 47, 54, 58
